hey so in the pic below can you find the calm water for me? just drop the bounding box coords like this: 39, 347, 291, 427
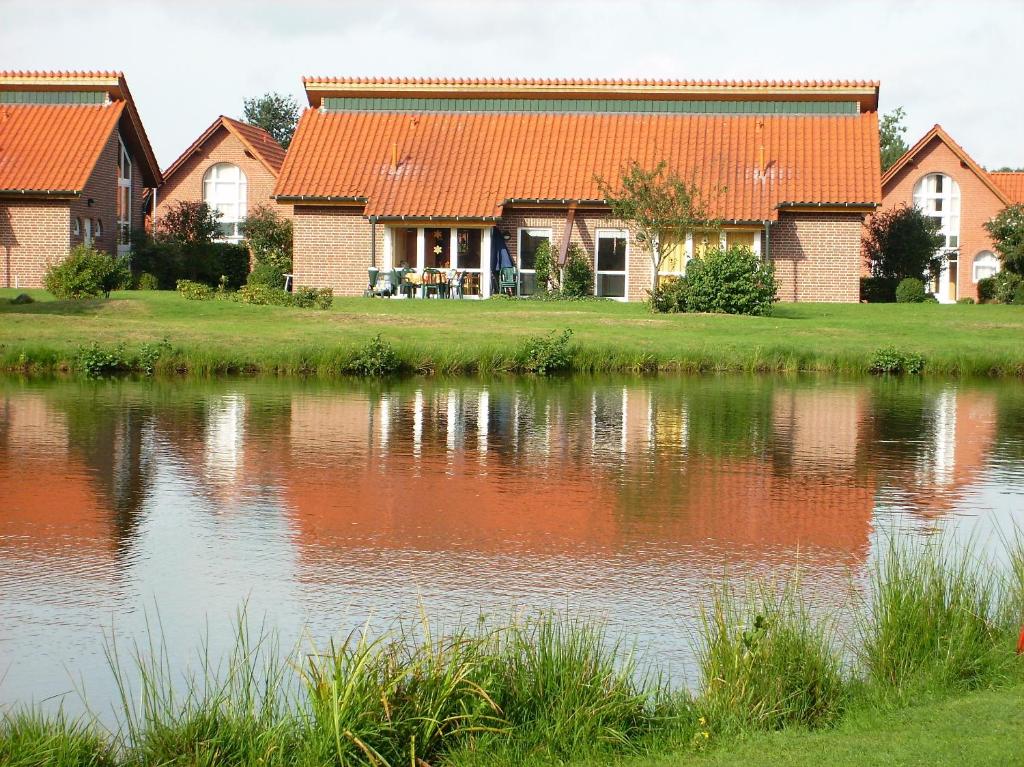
2, 375, 1023, 715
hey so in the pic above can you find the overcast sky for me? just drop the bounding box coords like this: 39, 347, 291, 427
3, 0, 1022, 170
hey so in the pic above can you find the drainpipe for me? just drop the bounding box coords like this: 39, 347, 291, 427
763, 220, 771, 262
370, 216, 377, 268
152, 187, 158, 236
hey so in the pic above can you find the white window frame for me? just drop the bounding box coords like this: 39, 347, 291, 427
517, 227, 552, 296
595, 228, 629, 301
94, 219, 103, 238
116, 134, 132, 256
72, 217, 81, 237
202, 162, 248, 243
972, 251, 1000, 283
451, 227, 485, 298
913, 173, 961, 251
83, 216, 92, 247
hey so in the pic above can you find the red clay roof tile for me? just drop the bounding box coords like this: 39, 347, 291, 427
275, 109, 881, 221
0, 102, 124, 192
990, 172, 1024, 205
161, 115, 287, 183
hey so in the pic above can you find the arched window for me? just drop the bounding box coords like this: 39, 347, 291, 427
913, 173, 961, 250
972, 251, 999, 283
202, 163, 247, 242
72, 217, 81, 236
93, 219, 103, 238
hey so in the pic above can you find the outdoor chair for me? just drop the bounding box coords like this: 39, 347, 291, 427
422, 268, 444, 299
498, 266, 517, 295
363, 268, 378, 297
448, 270, 465, 299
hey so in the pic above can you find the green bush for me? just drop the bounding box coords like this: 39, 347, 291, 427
292, 286, 333, 309
246, 261, 287, 289
241, 204, 292, 275
648, 276, 688, 313
870, 346, 926, 375
895, 277, 927, 303
685, 246, 778, 316
516, 329, 574, 374
44, 245, 130, 299
344, 334, 401, 376
77, 343, 130, 378
135, 272, 159, 291
860, 276, 900, 303
9, 293, 34, 305
1014, 283, 1024, 306
976, 276, 997, 303
176, 279, 215, 301
236, 283, 292, 306
956, 296, 976, 304
131, 235, 249, 290
990, 271, 1023, 303
561, 244, 594, 298
533, 240, 555, 294
210, 243, 249, 289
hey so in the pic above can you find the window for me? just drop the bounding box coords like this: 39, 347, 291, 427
973, 251, 999, 282
659, 233, 686, 283
517, 228, 551, 296
456, 228, 483, 296
73, 217, 81, 236
202, 162, 248, 242
726, 230, 757, 252
116, 136, 132, 255
913, 173, 960, 250
94, 219, 103, 238
595, 229, 628, 299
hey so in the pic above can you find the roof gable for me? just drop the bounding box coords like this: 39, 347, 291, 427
881, 124, 1009, 206
0, 71, 161, 188
161, 115, 286, 184
275, 108, 881, 221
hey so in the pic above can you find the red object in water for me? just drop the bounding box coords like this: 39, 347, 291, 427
1018, 626, 1024, 655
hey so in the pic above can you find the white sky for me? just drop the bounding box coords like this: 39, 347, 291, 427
2, 0, 1022, 170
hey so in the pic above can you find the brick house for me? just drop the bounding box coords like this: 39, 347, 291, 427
274, 77, 882, 301
880, 124, 1024, 302
155, 115, 289, 243
0, 71, 160, 288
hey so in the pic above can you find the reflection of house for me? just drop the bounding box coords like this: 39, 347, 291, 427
155, 116, 289, 243
0, 71, 161, 287
276, 78, 881, 301
880, 125, 1022, 302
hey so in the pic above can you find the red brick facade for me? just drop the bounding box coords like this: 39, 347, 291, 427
770, 212, 864, 303
292, 205, 863, 302
880, 133, 1006, 302
157, 125, 291, 224
0, 201, 71, 288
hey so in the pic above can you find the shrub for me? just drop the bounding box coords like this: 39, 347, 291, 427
136, 340, 171, 376
135, 272, 159, 290
860, 276, 900, 303
870, 346, 926, 375
44, 245, 130, 299
977, 276, 997, 303
561, 244, 594, 298
698, 581, 845, 731
236, 283, 292, 306
983, 203, 1024, 275
247, 261, 288, 289
156, 200, 221, 243
176, 279, 214, 301
241, 204, 292, 275
1015, 283, 1024, 306
863, 204, 946, 281
9, 293, 33, 305
516, 329, 573, 374
344, 334, 401, 376
210, 243, 250, 289
648, 276, 688, 313
532, 239, 556, 294
77, 343, 130, 377
685, 246, 778, 316
292, 286, 333, 310
895, 277, 927, 303
991, 271, 1023, 303
956, 296, 976, 304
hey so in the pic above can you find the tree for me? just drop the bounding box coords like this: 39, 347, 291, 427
596, 160, 716, 288
156, 200, 221, 244
862, 204, 946, 281
239, 203, 293, 272
243, 92, 300, 148
880, 107, 909, 172
984, 204, 1024, 275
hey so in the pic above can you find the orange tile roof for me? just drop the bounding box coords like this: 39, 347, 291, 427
882, 124, 1010, 207
0, 70, 161, 189
0, 102, 125, 192
161, 115, 286, 183
304, 76, 880, 88
275, 109, 881, 221
990, 172, 1024, 204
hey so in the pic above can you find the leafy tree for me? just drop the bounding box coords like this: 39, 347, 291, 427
863, 204, 946, 281
984, 204, 1024, 275
156, 200, 220, 244
880, 107, 909, 172
993, 166, 1024, 172
596, 160, 716, 288
242, 92, 300, 148
240, 203, 293, 273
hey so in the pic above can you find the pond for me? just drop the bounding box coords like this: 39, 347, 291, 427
1, 375, 1023, 716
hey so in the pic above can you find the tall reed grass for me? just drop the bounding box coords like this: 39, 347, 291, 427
2, 536, 1023, 766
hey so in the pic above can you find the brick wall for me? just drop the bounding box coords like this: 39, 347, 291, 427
880, 135, 1006, 301
69, 131, 118, 255
293, 206, 383, 294
156, 126, 291, 223
0, 201, 70, 288
769, 212, 864, 302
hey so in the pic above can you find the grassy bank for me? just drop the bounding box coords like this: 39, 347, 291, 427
2, 537, 1023, 766
2, 289, 1024, 378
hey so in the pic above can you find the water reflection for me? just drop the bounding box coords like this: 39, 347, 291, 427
1, 376, 1022, 713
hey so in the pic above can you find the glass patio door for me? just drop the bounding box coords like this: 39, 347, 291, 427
596, 229, 627, 299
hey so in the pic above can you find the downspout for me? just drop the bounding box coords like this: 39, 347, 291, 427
152, 187, 158, 236
763, 220, 771, 262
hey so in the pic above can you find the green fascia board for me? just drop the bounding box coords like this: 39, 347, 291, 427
322, 97, 858, 116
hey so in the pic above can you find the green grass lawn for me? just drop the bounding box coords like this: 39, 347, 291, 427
2, 289, 1024, 376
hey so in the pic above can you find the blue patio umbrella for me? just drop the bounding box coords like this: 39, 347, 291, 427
490, 226, 513, 283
